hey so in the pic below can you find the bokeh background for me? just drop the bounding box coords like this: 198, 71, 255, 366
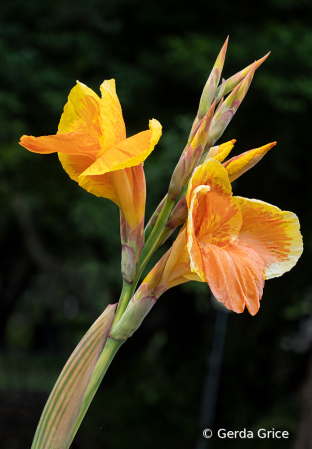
0, 0, 312, 448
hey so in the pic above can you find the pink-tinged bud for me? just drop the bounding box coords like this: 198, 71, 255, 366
121, 243, 136, 283
213, 36, 228, 77
192, 100, 216, 149
215, 78, 226, 103
167, 196, 188, 228
120, 212, 144, 263
168, 144, 203, 200
109, 295, 157, 340
197, 37, 229, 120
216, 52, 270, 98
205, 139, 236, 162
168, 148, 187, 201
223, 142, 276, 182
198, 69, 217, 121
205, 110, 234, 148
207, 63, 256, 148
214, 62, 255, 120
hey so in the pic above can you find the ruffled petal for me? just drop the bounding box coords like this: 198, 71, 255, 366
194, 186, 242, 245
186, 158, 232, 208
19, 133, 100, 158
187, 184, 242, 281
98, 79, 126, 156
80, 118, 162, 177
58, 81, 102, 140
200, 240, 265, 315
236, 197, 303, 279
187, 187, 209, 282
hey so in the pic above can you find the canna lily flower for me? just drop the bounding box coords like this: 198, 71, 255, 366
140, 158, 303, 315
186, 158, 303, 315
19, 80, 162, 231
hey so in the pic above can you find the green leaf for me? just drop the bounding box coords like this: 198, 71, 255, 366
31, 304, 117, 449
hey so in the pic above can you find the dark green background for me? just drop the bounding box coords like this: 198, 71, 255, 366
0, 0, 311, 448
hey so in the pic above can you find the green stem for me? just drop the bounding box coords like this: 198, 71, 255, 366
70, 337, 124, 446
131, 195, 175, 293
111, 280, 133, 327
72, 195, 176, 444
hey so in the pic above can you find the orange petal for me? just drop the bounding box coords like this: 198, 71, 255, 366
78, 170, 122, 208
81, 118, 162, 177
78, 165, 146, 228
58, 153, 95, 182
58, 81, 102, 140
236, 197, 303, 279
200, 240, 265, 315
186, 158, 231, 208
19, 132, 100, 158
187, 184, 242, 280
98, 80, 127, 156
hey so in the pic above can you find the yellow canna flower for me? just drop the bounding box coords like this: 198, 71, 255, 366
19, 80, 162, 230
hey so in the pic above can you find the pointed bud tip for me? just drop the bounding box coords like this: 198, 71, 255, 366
255, 52, 271, 69
262, 141, 277, 152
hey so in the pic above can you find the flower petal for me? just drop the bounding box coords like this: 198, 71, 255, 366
223, 142, 276, 182
186, 158, 232, 208
200, 240, 265, 315
236, 197, 303, 279
98, 79, 127, 156
205, 139, 236, 163
19, 132, 100, 158
58, 81, 102, 140
58, 153, 95, 182
187, 183, 242, 280
80, 118, 162, 177
78, 170, 122, 207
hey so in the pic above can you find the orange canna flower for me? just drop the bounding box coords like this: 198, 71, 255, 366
19, 80, 162, 230
186, 158, 303, 315
139, 158, 303, 316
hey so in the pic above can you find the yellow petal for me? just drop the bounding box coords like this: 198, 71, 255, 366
80, 118, 162, 177
205, 139, 236, 163
186, 158, 232, 208
236, 197, 303, 279
58, 81, 102, 140
224, 142, 276, 182
98, 79, 126, 156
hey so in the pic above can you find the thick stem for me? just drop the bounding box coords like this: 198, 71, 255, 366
71, 337, 124, 446
112, 280, 133, 327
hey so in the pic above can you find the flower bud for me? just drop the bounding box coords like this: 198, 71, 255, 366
121, 243, 136, 283
109, 295, 157, 340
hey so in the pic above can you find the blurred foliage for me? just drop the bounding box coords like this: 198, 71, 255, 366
0, 0, 312, 448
